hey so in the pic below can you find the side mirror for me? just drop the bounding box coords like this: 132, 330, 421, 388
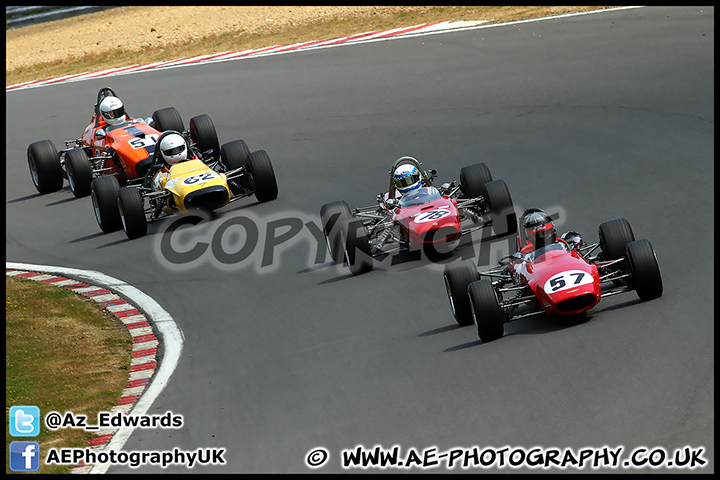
145, 117, 155, 127
95, 128, 106, 140
386, 198, 400, 209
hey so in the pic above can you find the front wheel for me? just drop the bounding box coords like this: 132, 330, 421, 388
443, 260, 479, 326
248, 150, 278, 203
468, 279, 506, 342
341, 218, 373, 276
65, 148, 93, 198
27, 140, 63, 194
626, 239, 663, 301
320, 200, 352, 264
91, 176, 122, 233
118, 187, 147, 240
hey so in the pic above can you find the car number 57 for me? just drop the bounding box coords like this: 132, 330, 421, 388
543, 270, 593, 294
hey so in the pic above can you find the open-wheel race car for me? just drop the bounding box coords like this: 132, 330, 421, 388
26, 86, 226, 198
91, 129, 278, 240
320, 156, 517, 275
442, 208, 663, 342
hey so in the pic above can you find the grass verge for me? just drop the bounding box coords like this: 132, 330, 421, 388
5, 275, 132, 474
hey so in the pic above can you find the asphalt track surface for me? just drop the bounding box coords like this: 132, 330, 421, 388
5, 6, 713, 473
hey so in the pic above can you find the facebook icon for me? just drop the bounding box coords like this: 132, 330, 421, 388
9, 441, 41, 472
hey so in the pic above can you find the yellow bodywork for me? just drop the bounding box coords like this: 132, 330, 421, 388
154, 159, 230, 213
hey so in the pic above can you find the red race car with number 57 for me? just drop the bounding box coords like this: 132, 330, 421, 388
443, 207, 663, 342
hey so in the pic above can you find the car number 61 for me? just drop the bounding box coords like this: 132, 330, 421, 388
543, 270, 593, 294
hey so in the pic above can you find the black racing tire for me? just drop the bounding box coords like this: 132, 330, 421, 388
320, 200, 352, 264
220, 139, 251, 171
118, 187, 147, 240
65, 148, 93, 198
341, 218, 373, 276
459, 162, 493, 199
91, 176, 122, 233
468, 279, 506, 342
27, 139, 63, 194
443, 259, 480, 326
189, 114, 220, 163
248, 150, 278, 203
598, 218, 635, 262
152, 107, 184, 133
626, 239, 663, 301
484, 179, 517, 236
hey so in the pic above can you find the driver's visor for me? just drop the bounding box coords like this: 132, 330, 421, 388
395, 173, 420, 188
163, 145, 186, 157
105, 107, 125, 119
526, 223, 553, 235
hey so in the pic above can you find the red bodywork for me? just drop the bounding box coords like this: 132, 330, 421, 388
508, 245, 601, 316
392, 191, 462, 250
81, 115, 161, 180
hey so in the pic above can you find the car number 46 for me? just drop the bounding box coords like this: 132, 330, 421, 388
543, 270, 593, 294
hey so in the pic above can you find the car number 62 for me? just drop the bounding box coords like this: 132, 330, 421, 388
182, 172, 218, 185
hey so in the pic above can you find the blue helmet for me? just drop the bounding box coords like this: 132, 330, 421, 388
394, 164, 422, 194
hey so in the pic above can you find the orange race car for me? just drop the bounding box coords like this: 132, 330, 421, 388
26, 86, 224, 198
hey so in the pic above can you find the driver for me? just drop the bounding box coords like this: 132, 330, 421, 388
98, 96, 127, 126
158, 133, 188, 165
520, 210, 559, 254
150, 132, 190, 190
393, 163, 423, 195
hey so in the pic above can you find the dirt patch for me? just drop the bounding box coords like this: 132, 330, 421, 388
6, 6, 606, 86
6, 6, 438, 72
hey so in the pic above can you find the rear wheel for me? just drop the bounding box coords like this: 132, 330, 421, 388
341, 218, 373, 276
626, 239, 663, 301
468, 279, 506, 342
118, 187, 147, 240
91, 176, 122, 233
443, 259, 480, 326
152, 107, 184, 133
459, 162, 492, 198
248, 150, 278, 203
484, 179, 517, 235
65, 148, 93, 198
190, 114, 220, 163
320, 200, 352, 263
27, 140, 63, 194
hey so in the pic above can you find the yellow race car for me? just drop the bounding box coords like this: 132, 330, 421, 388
90, 130, 278, 239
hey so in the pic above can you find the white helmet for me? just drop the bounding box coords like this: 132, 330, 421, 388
394, 164, 422, 194
99, 96, 126, 126
159, 133, 188, 165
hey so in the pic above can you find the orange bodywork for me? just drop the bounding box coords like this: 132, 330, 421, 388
81, 114, 161, 180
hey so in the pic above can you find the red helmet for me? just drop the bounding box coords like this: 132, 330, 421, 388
524, 211, 556, 250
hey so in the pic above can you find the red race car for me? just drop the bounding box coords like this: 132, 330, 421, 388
443, 207, 663, 342
26, 86, 223, 198
320, 156, 517, 275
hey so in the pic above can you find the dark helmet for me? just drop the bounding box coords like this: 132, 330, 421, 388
524, 210, 557, 250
